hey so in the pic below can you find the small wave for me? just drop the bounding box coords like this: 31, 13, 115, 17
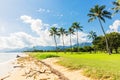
0, 59, 14, 77
0, 53, 22, 77
0, 52, 22, 63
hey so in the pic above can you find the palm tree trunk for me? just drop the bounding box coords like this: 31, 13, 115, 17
98, 18, 111, 55
70, 33, 72, 53
77, 29, 79, 52
54, 34, 58, 53
62, 35, 65, 53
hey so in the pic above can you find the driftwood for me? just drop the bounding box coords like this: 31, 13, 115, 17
0, 75, 10, 80
13, 65, 25, 68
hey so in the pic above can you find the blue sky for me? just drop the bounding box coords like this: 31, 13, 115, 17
0, 0, 120, 49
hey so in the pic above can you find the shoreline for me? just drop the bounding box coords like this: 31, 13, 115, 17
0, 55, 62, 80
0, 53, 28, 77
0, 53, 22, 63
0, 59, 14, 77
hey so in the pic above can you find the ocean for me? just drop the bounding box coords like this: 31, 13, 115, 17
0, 53, 21, 77
0, 53, 20, 63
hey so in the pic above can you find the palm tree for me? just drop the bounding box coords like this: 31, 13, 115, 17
87, 31, 97, 53
112, 1, 120, 14
88, 5, 112, 54
72, 22, 83, 52
87, 31, 97, 40
68, 27, 74, 53
49, 27, 59, 53
58, 27, 67, 53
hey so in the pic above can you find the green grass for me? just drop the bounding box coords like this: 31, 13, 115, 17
29, 52, 120, 80
29, 52, 59, 60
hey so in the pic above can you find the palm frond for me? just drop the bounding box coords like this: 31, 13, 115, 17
87, 13, 95, 17
103, 15, 112, 19
99, 16, 105, 23
99, 5, 106, 11
88, 17, 95, 22
112, 1, 120, 14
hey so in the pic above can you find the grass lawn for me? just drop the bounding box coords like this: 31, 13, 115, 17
29, 52, 120, 80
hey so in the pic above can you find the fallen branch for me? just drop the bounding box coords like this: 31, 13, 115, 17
0, 75, 10, 80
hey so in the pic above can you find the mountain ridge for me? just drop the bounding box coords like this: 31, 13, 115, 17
0, 42, 92, 52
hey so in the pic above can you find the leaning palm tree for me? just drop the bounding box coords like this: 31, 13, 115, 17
49, 27, 59, 53
72, 22, 83, 52
87, 31, 97, 40
58, 27, 67, 53
68, 27, 74, 53
88, 5, 112, 54
112, 1, 120, 14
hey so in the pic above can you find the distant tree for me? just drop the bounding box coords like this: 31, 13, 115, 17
93, 32, 120, 53
88, 31, 97, 41
49, 27, 59, 53
88, 5, 112, 54
83, 46, 94, 53
72, 22, 83, 52
106, 32, 120, 53
68, 27, 74, 53
58, 27, 67, 53
72, 47, 78, 52
87, 31, 97, 52
93, 36, 106, 51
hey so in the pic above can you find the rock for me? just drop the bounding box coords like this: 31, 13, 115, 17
16, 55, 21, 58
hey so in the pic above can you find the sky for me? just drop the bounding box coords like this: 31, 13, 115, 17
0, 0, 120, 50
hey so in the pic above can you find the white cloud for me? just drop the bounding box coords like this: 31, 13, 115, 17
0, 32, 39, 50
53, 14, 64, 18
20, 15, 49, 35
37, 8, 63, 18
37, 8, 51, 13
107, 20, 120, 33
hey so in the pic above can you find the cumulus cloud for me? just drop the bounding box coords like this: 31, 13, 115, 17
107, 20, 120, 33
20, 15, 49, 35
0, 32, 39, 50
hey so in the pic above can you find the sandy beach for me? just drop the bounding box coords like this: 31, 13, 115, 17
0, 55, 90, 80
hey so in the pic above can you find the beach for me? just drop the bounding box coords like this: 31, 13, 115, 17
0, 53, 91, 80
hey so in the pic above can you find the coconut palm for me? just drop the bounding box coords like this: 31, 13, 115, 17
49, 27, 59, 53
112, 1, 120, 14
88, 31, 97, 40
88, 5, 112, 54
72, 22, 83, 52
58, 27, 67, 53
68, 27, 74, 53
